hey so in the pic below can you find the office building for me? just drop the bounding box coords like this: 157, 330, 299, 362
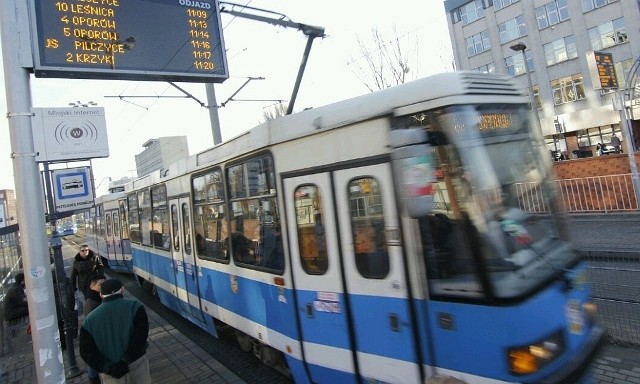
444, 0, 640, 158
0, 189, 17, 227
134, 136, 189, 177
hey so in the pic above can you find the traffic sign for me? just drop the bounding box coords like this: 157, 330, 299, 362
51, 167, 95, 213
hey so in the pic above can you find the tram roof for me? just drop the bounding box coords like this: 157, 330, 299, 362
123, 71, 525, 192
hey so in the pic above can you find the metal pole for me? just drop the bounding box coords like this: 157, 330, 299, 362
43, 164, 82, 378
0, 0, 65, 382
286, 35, 316, 115
522, 49, 543, 139
205, 83, 222, 145
617, 90, 640, 208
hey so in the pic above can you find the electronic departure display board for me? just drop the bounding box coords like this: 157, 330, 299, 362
28, 0, 229, 83
587, 51, 618, 90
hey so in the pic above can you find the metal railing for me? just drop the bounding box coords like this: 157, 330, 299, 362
584, 254, 640, 345
0, 227, 22, 300
517, 173, 640, 213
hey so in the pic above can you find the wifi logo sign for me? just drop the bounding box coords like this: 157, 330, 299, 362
54, 121, 100, 146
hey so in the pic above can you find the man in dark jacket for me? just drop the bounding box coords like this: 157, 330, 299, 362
71, 245, 104, 299
3, 272, 28, 321
79, 279, 150, 383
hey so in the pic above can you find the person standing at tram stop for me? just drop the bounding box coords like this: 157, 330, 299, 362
3, 271, 29, 322
610, 133, 622, 153
71, 245, 104, 301
79, 278, 151, 384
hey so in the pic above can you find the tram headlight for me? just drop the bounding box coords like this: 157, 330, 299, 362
508, 330, 564, 375
583, 300, 597, 324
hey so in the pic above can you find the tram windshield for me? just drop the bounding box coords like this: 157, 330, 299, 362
405, 104, 578, 301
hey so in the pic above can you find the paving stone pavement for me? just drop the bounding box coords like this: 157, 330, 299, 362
0, 289, 248, 384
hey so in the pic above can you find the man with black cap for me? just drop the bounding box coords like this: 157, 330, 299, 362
79, 279, 150, 383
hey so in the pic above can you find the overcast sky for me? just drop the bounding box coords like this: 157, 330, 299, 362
0, 0, 452, 195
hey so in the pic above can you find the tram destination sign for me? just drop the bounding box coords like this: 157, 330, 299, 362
28, 0, 229, 82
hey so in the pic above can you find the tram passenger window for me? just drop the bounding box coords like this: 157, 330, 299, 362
171, 204, 180, 252
182, 203, 192, 254
138, 190, 152, 246
348, 177, 389, 279
97, 205, 104, 237
228, 197, 283, 271
127, 194, 141, 243
225, 155, 283, 273
113, 213, 120, 238
119, 200, 130, 240
295, 185, 328, 275
151, 185, 170, 250
192, 169, 228, 261
105, 215, 112, 237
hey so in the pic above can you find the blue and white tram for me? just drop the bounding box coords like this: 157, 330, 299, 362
124, 72, 604, 383
84, 192, 133, 273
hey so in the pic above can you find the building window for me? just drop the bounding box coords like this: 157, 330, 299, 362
494, 0, 519, 11
460, 0, 485, 25
551, 74, 586, 105
577, 125, 622, 147
533, 86, 542, 110
543, 35, 577, 66
473, 62, 496, 73
582, 0, 618, 12
498, 15, 527, 44
588, 18, 627, 50
535, 0, 569, 30
466, 30, 491, 57
505, 50, 533, 76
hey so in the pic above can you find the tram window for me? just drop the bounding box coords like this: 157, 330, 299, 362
295, 185, 328, 275
348, 177, 389, 279
119, 200, 130, 240
228, 156, 276, 199
228, 197, 283, 272
171, 204, 180, 252
151, 185, 170, 250
225, 154, 283, 273
182, 203, 192, 255
97, 205, 105, 237
193, 203, 228, 261
113, 213, 120, 238
127, 193, 141, 243
105, 214, 112, 237
193, 169, 229, 262
138, 190, 152, 246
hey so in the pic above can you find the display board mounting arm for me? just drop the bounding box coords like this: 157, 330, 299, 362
219, 2, 325, 114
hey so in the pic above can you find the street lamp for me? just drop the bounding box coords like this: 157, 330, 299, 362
510, 41, 543, 136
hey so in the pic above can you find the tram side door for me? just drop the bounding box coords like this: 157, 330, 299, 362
333, 164, 422, 384
284, 173, 357, 383
169, 197, 205, 322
